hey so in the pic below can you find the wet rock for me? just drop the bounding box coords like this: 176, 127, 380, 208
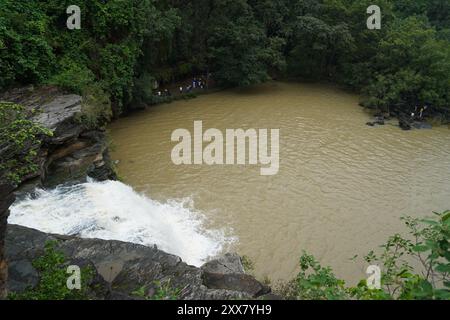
366, 115, 385, 127
0, 184, 15, 299
202, 272, 271, 298
412, 122, 432, 130
43, 140, 110, 187
7, 259, 39, 293
201, 253, 245, 275
6, 225, 268, 300
399, 118, 412, 130
0, 86, 116, 188
259, 293, 284, 300
200, 254, 271, 298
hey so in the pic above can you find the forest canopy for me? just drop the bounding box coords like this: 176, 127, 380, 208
0, 0, 449, 116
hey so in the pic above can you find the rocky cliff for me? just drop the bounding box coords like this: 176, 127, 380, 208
0, 85, 116, 298
6, 225, 273, 300
0, 85, 116, 191
0, 185, 14, 299
0, 86, 275, 300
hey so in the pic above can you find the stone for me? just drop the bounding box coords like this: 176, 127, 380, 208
399, 119, 412, 130
0, 86, 116, 188
0, 184, 15, 299
412, 122, 432, 129
202, 272, 271, 298
5, 225, 270, 300
259, 293, 284, 300
7, 259, 39, 293
200, 253, 271, 298
201, 253, 245, 275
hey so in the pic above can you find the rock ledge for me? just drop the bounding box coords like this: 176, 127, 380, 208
6, 225, 272, 300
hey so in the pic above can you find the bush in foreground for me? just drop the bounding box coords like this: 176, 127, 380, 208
279, 211, 450, 300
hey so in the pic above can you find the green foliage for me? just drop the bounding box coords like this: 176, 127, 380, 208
0, 102, 52, 185
1, 0, 450, 117
76, 84, 112, 130
132, 279, 181, 300
241, 255, 255, 273
287, 16, 354, 79
0, 1, 55, 88
0, 0, 178, 114
8, 241, 94, 300
205, 0, 285, 87
47, 56, 96, 95
280, 211, 450, 300
362, 211, 450, 300
280, 252, 349, 300
361, 17, 450, 113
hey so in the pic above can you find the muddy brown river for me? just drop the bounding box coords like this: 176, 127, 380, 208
109, 81, 450, 284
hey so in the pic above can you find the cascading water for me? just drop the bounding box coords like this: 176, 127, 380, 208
8, 180, 233, 266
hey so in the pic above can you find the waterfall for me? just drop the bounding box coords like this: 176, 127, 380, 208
9, 180, 233, 266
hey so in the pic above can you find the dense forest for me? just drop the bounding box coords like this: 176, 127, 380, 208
1, 0, 450, 118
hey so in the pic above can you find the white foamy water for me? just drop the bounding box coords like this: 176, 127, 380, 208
9, 180, 233, 266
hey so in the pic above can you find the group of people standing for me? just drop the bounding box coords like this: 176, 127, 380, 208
411, 106, 428, 120
154, 76, 209, 97
156, 88, 172, 97
179, 77, 207, 94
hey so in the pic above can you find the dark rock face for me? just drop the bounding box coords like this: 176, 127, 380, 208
0, 184, 15, 299
0, 86, 116, 190
202, 273, 271, 298
366, 115, 386, 127
1, 86, 273, 300
201, 253, 245, 275
412, 122, 432, 130
201, 253, 271, 298
0, 86, 115, 298
6, 225, 271, 300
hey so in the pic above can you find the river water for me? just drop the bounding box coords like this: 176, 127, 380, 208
107, 81, 449, 283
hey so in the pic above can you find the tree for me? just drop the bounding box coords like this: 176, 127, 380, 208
207, 0, 284, 86
286, 16, 354, 79
361, 17, 450, 114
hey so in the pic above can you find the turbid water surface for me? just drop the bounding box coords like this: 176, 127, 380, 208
108, 81, 450, 283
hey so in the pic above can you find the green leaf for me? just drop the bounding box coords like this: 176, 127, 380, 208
435, 263, 450, 273
413, 245, 430, 252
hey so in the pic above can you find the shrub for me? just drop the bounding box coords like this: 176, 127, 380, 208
8, 241, 94, 300
0, 102, 52, 185
132, 279, 181, 300
279, 211, 450, 300
47, 57, 96, 95
279, 252, 349, 300
75, 84, 112, 130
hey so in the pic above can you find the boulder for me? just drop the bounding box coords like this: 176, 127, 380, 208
5, 225, 268, 300
0, 184, 15, 299
399, 119, 412, 131
201, 253, 245, 275
201, 253, 270, 298
202, 273, 271, 298
0, 86, 116, 189
412, 122, 432, 130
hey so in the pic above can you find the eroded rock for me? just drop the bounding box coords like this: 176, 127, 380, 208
201, 253, 245, 275
201, 253, 271, 298
0, 86, 116, 188
6, 225, 268, 300
0, 184, 15, 299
